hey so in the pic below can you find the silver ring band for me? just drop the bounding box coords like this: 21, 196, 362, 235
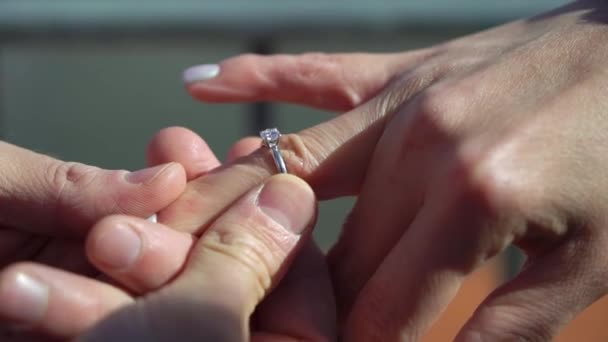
260, 128, 288, 174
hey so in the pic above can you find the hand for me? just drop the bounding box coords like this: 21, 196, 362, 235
0, 128, 335, 341
0, 128, 211, 338
79, 173, 320, 341
176, 1, 608, 340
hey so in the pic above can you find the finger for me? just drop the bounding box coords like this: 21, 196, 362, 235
164, 51, 442, 234
174, 174, 316, 317
252, 240, 336, 341
160, 95, 388, 233
0, 263, 132, 339
166, 53, 447, 235
146, 126, 221, 179
455, 234, 608, 342
342, 208, 466, 340
184, 52, 428, 111
0, 141, 187, 237
81, 174, 317, 341
341, 166, 513, 341
327, 97, 445, 320
86, 215, 194, 293
226, 137, 261, 163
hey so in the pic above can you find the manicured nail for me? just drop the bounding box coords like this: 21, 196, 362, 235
147, 214, 158, 223
125, 163, 174, 184
92, 223, 142, 270
182, 64, 220, 83
257, 174, 315, 235
0, 273, 48, 324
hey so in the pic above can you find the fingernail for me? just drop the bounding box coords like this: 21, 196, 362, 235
182, 64, 220, 83
0, 273, 48, 324
93, 223, 142, 270
257, 175, 315, 235
125, 163, 174, 184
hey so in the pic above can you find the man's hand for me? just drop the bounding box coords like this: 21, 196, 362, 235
0, 128, 212, 338
0, 127, 335, 341
175, 1, 608, 340
79, 173, 320, 341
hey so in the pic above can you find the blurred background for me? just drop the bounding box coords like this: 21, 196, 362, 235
3, 0, 607, 341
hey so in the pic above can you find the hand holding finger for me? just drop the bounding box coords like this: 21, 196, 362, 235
80, 174, 319, 341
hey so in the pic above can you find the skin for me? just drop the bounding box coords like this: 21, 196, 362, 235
0, 128, 335, 341
169, 1, 608, 340
3, 1, 608, 341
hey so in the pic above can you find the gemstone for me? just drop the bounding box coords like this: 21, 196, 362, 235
260, 128, 281, 147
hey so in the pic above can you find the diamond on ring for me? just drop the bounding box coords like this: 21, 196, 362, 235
260, 128, 281, 148
260, 128, 287, 174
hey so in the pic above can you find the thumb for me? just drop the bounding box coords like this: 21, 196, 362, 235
0, 141, 186, 236
80, 174, 317, 341
176, 174, 317, 315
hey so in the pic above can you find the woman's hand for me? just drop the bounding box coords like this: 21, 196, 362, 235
176, 1, 608, 340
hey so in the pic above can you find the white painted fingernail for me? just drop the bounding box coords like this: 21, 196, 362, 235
182, 64, 220, 83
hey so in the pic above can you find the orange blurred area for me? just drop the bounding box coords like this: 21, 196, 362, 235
422, 257, 608, 341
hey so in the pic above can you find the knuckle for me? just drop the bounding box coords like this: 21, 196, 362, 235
200, 218, 294, 298
373, 61, 460, 122
435, 144, 524, 261
295, 52, 339, 79
296, 52, 361, 108
46, 162, 112, 226
278, 132, 321, 177
235, 53, 269, 85
447, 139, 524, 217
392, 84, 468, 155
236, 53, 262, 67
47, 161, 101, 202
373, 71, 427, 120
415, 84, 467, 130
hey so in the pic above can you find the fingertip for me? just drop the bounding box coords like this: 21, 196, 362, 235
182, 64, 220, 84
0, 263, 132, 338
86, 216, 143, 272
87, 215, 194, 292
0, 263, 48, 326
146, 126, 220, 179
226, 137, 261, 162
136, 162, 187, 202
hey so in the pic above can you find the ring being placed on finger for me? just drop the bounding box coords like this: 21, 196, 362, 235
149, 128, 287, 222
260, 128, 288, 174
